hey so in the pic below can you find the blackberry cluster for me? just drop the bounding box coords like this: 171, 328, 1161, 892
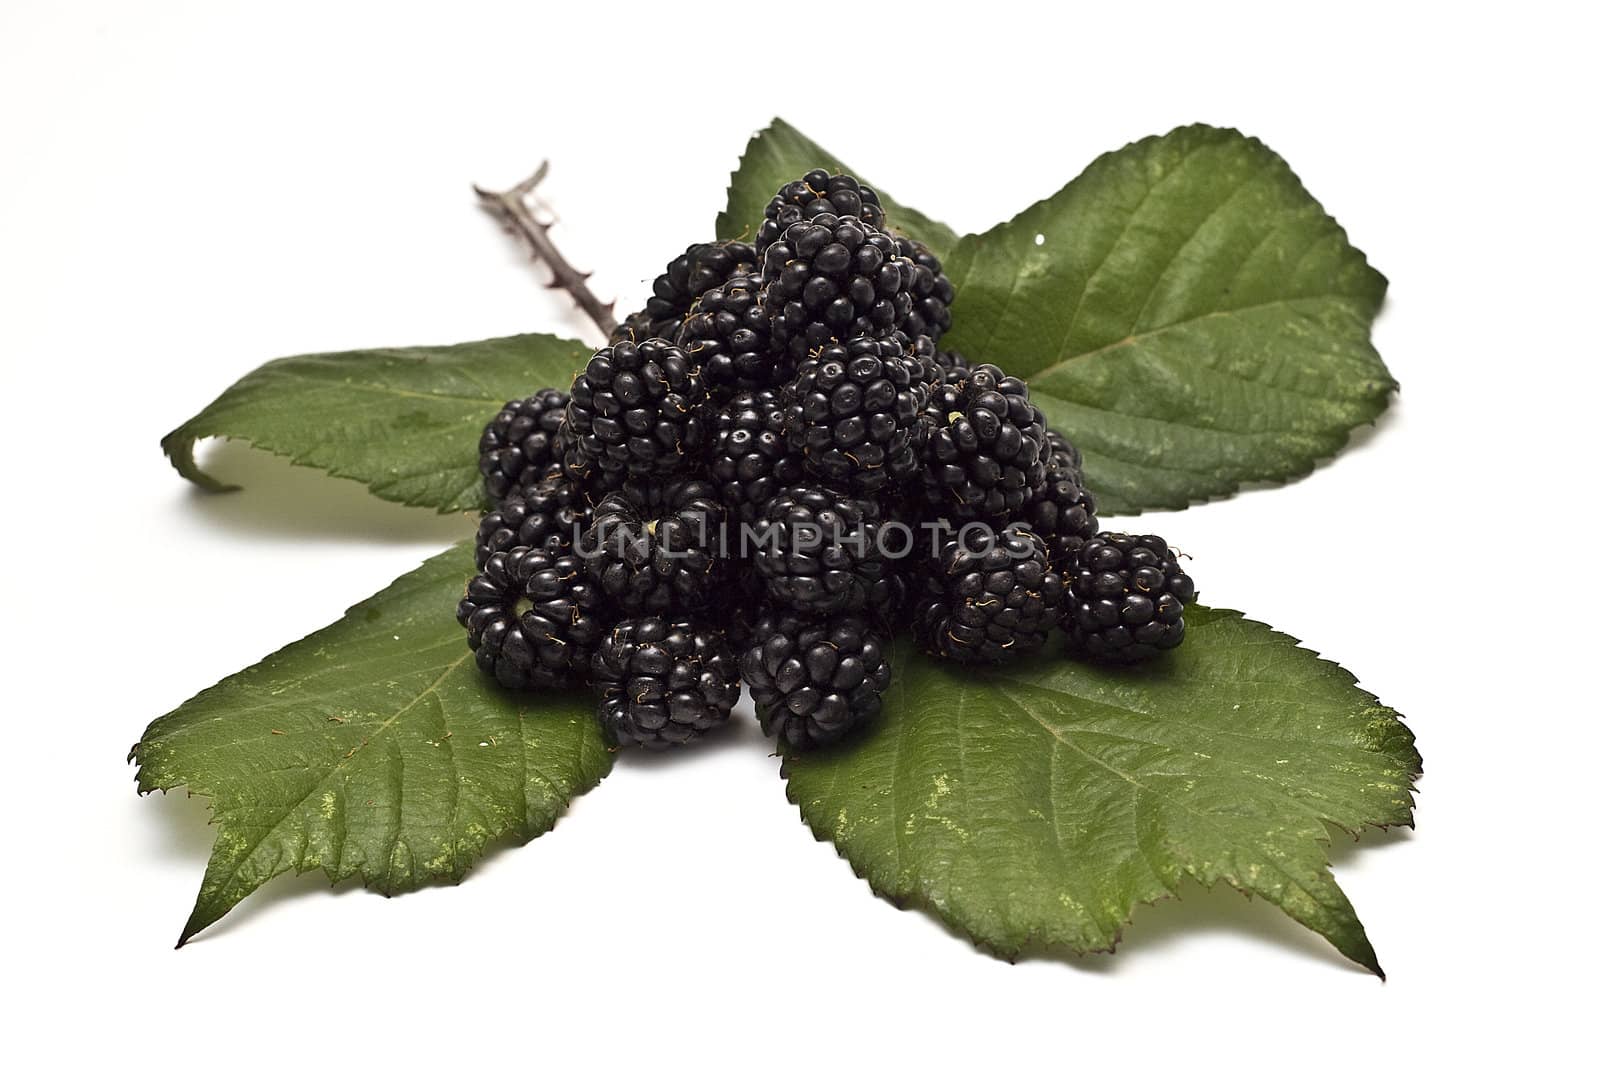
458, 168, 1197, 755
1062, 534, 1196, 663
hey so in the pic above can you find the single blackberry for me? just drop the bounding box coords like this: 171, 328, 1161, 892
1022, 439, 1098, 571
921, 362, 1051, 521
592, 617, 741, 750
578, 480, 726, 613
782, 334, 930, 495
563, 338, 709, 481
675, 272, 790, 397
893, 235, 955, 344
755, 169, 885, 256
479, 388, 570, 503
475, 463, 593, 566
912, 526, 1064, 664
741, 610, 891, 750
1062, 533, 1196, 663
749, 485, 904, 619
707, 390, 802, 525
457, 546, 612, 690
610, 240, 757, 344
762, 212, 913, 360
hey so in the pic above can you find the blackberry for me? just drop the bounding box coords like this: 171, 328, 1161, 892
893, 235, 955, 344
912, 526, 1064, 664
578, 481, 726, 613
457, 546, 612, 690
931, 347, 970, 378
474, 463, 593, 566
563, 337, 709, 481
1022, 439, 1098, 571
592, 617, 741, 750
921, 362, 1051, 522
1062, 533, 1196, 663
782, 334, 930, 495
675, 272, 790, 397
741, 610, 891, 750
762, 212, 913, 360
610, 240, 757, 344
749, 485, 904, 619
478, 388, 570, 503
707, 390, 802, 525
755, 169, 885, 256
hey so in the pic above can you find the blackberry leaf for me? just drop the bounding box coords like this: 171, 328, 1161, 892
782, 608, 1419, 976
131, 542, 612, 946
939, 124, 1393, 516
163, 333, 590, 513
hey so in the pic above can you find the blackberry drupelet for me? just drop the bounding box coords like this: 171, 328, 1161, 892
741, 610, 892, 749
475, 463, 593, 566
1022, 436, 1098, 570
912, 526, 1064, 664
479, 388, 570, 503
893, 235, 956, 343
1062, 533, 1196, 663
782, 333, 930, 495
457, 546, 612, 690
707, 390, 802, 525
675, 272, 790, 397
762, 212, 913, 359
592, 617, 741, 750
756, 169, 885, 256
921, 361, 1051, 521
563, 337, 709, 481
749, 485, 904, 619
578, 480, 727, 613
610, 240, 757, 344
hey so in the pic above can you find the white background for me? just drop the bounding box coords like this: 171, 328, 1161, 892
2, 1, 1593, 1065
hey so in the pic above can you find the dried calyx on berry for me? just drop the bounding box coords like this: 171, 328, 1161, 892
741, 610, 892, 750
1062, 533, 1196, 663
592, 617, 740, 750
479, 388, 570, 504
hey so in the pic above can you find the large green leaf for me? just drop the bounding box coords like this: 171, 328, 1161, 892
782, 606, 1418, 976
133, 541, 611, 945
163, 333, 590, 513
941, 125, 1393, 515
717, 118, 960, 257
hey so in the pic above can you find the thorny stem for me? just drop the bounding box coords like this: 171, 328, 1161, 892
474, 162, 618, 339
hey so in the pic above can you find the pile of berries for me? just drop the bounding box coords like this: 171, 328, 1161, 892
460, 169, 1196, 751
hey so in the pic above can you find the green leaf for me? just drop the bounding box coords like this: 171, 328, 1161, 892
133, 541, 611, 946
939, 125, 1392, 515
782, 606, 1418, 976
163, 333, 591, 513
717, 118, 960, 257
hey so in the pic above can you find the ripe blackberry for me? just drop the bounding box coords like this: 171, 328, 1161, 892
675, 272, 790, 397
474, 463, 593, 566
749, 485, 904, 619
592, 617, 741, 750
782, 334, 930, 495
1062, 533, 1196, 663
457, 546, 612, 690
1022, 440, 1098, 571
578, 481, 726, 613
912, 526, 1064, 664
479, 388, 570, 503
741, 610, 891, 750
563, 338, 709, 481
761, 213, 913, 359
932, 347, 970, 378
921, 362, 1051, 521
893, 236, 955, 344
755, 169, 885, 256
707, 390, 802, 525
610, 240, 757, 344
